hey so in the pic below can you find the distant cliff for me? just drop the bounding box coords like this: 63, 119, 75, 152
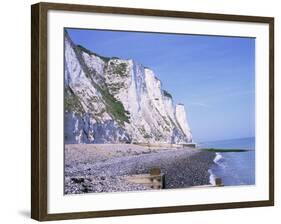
64, 31, 192, 144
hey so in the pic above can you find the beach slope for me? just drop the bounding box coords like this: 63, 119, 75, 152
65, 144, 215, 194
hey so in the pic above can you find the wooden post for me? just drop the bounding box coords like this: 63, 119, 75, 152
150, 168, 161, 189
150, 168, 161, 176
215, 177, 223, 186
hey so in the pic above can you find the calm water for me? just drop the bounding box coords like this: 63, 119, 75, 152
198, 137, 255, 186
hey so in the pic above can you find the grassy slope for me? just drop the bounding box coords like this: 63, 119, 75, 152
68, 36, 130, 124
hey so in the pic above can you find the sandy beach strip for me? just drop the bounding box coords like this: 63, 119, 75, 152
65, 144, 215, 194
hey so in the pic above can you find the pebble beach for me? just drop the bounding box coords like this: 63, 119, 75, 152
65, 144, 216, 194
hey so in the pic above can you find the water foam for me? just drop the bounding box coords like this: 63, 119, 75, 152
208, 169, 216, 186
214, 152, 223, 164
209, 153, 224, 185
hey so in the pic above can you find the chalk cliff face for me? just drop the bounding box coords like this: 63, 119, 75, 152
64, 31, 192, 144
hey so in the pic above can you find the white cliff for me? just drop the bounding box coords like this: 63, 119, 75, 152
64, 30, 193, 144
175, 104, 192, 142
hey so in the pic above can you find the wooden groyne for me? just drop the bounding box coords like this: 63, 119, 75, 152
124, 168, 165, 189
124, 168, 223, 190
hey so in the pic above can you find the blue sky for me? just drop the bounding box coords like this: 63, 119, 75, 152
66, 28, 255, 142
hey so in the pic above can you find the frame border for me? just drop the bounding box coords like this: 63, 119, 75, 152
31, 2, 274, 221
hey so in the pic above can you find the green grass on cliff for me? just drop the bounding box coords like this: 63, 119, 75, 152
64, 86, 84, 114
108, 62, 128, 77
163, 90, 172, 98
73, 44, 130, 125
96, 85, 130, 124
76, 45, 110, 62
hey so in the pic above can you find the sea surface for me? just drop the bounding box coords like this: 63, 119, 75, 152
198, 137, 255, 186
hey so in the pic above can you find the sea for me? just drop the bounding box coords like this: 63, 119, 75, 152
198, 137, 255, 186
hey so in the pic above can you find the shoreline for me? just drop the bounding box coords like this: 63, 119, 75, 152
65, 144, 216, 194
